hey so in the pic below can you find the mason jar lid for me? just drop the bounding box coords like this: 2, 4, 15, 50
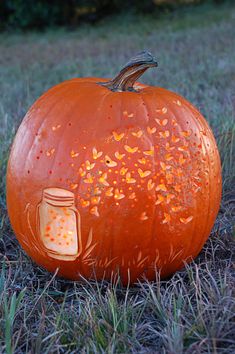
43, 188, 75, 205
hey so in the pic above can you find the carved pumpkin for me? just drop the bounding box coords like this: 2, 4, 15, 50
7, 51, 222, 284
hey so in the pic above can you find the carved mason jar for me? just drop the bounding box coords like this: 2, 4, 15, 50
37, 188, 81, 260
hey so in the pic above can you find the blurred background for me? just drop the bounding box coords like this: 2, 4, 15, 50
0, 0, 230, 30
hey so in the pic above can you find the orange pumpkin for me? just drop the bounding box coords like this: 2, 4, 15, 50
7, 51, 222, 284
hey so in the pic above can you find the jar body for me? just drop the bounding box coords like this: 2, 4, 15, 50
37, 199, 80, 260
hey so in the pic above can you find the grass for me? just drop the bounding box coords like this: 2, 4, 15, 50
0, 1, 235, 353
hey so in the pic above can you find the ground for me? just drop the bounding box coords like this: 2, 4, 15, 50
0, 2, 235, 353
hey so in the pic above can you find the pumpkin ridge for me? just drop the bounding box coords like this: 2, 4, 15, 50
15, 86, 73, 246
22, 86, 76, 185
182, 101, 218, 258
165, 94, 197, 264
139, 91, 158, 268
179, 99, 212, 260
155, 93, 186, 269
100, 89, 123, 271
46, 98, 82, 192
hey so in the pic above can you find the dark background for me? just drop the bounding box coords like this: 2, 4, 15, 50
0, 0, 229, 30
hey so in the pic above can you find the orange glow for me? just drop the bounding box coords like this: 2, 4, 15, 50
105, 155, 117, 167
181, 130, 192, 137
147, 179, 155, 191
165, 143, 175, 151
162, 212, 171, 224
156, 107, 167, 114
178, 145, 189, 152
46, 148, 55, 157
92, 147, 103, 160
132, 130, 143, 138
138, 168, 151, 178
160, 162, 171, 171
174, 184, 181, 192
171, 135, 180, 143
126, 172, 136, 184
166, 173, 174, 184
140, 212, 148, 221
171, 206, 182, 212
84, 173, 95, 184
105, 187, 114, 197
85, 160, 95, 170
173, 99, 182, 106
165, 153, 173, 161
123, 111, 134, 118
179, 154, 186, 165
155, 194, 164, 205
159, 131, 170, 138
124, 145, 138, 153
81, 199, 90, 207
91, 196, 101, 205
166, 193, 175, 204
147, 126, 157, 134
176, 168, 183, 177
143, 147, 154, 156
138, 157, 147, 165
90, 206, 99, 217
70, 150, 79, 158
180, 216, 193, 224
94, 187, 101, 195
52, 124, 61, 131
156, 183, 167, 192
120, 167, 128, 175
98, 173, 109, 186
114, 188, 125, 200
115, 151, 125, 160
113, 131, 124, 141
156, 118, 168, 126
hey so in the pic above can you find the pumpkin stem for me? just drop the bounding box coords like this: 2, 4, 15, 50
99, 51, 158, 92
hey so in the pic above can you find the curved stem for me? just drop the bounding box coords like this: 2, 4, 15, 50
99, 51, 158, 92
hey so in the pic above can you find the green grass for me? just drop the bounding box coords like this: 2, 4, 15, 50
0, 2, 235, 353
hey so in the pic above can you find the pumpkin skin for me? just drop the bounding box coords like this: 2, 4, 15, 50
7, 52, 222, 285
